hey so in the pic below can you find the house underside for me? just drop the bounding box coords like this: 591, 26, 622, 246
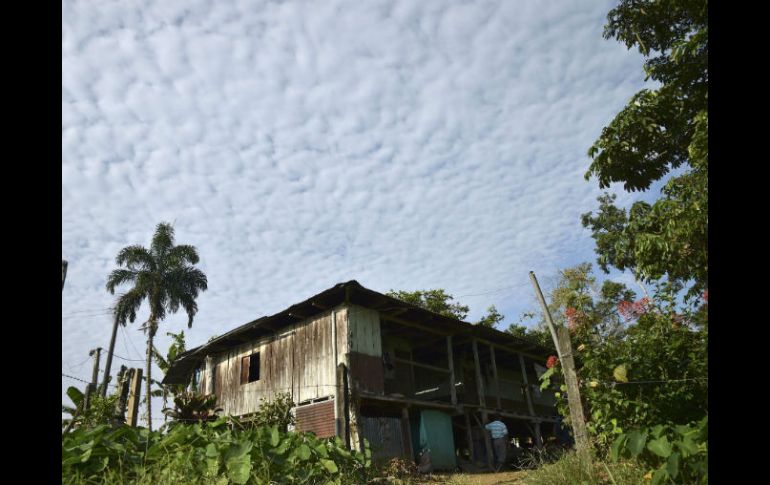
164, 281, 560, 470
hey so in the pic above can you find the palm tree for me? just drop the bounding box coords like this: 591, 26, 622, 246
106, 222, 207, 430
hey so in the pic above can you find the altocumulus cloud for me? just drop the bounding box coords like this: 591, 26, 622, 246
63, 0, 654, 408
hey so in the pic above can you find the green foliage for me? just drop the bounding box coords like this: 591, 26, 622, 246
476, 305, 504, 328
62, 417, 373, 485
610, 417, 708, 484
536, 264, 707, 447
162, 392, 222, 423
244, 392, 296, 432
62, 386, 120, 430
386, 289, 470, 320
583, 0, 708, 300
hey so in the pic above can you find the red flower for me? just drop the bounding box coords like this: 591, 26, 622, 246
565, 307, 579, 330
546, 355, 558, 369
702, 289, 708, 303
617, 298, 650, 321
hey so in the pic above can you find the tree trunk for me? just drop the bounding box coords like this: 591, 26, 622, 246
146, 320, 156, 431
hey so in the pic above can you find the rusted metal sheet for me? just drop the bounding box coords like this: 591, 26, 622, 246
360, 416, 405, 465
349, 352, 384, 394
295, 400, 335, 438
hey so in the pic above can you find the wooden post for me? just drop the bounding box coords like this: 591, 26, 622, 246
126, 368, 142, 427
518, 354, 543, 448
89, 348, 102, 388
336, 363, 346, 439
465, 413, 475, 463
529, 271, 590, 456
473, 411, 494, 470
447, 336, 457, 405
557, 325, 590, 451
115, 366, 130, 422
471, 339, 486, 407
401, 407, 414, 461
101, 315, 120, 397
490, 345, 501, 409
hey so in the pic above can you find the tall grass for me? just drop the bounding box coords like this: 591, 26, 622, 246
521, 449, 646, 485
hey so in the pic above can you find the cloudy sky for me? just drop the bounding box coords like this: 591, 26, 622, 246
62, 0, 656, 413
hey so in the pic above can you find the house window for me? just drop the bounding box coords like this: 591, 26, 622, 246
241, 352, 260, 384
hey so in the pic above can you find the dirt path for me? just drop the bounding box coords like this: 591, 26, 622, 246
422, 470, 529, 484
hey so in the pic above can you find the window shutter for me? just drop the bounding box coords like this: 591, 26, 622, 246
241, 355, 250, 385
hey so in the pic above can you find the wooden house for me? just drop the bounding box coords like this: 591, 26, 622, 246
164, 280, 559, 468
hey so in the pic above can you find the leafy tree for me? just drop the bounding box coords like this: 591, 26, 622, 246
386, 289, 469, 320
537, 264, 707, 447
582, 0, 707, 300
62, 386, 120, 431
505, 312, 553, 347
476, 305, 504, 328
386, 289, 508, 328
152, 331, 189, 422
106, 222, 208, 430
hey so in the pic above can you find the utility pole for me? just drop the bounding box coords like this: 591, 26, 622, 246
529, 271, 590, 456
83, 347, 102, 411
62, 260, 68, 291
100, 313, 120, 397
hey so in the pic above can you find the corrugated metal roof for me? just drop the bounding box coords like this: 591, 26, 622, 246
163, 280, 555, 384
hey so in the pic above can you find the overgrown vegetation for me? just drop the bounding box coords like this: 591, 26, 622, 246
62, 417, 373, 485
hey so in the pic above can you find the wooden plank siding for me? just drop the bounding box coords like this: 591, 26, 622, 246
200, 306, 349, 416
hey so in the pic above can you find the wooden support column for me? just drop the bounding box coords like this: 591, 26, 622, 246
465, 413, 475, 463
401, 407, 414, 461
471, 339, 486, 407
447, 336, 457, 405
490, 345, 501, 410
126, 368, 142, 427
473, 411, 494, 470
336, 363, 346, 439
518, 354, 543, 448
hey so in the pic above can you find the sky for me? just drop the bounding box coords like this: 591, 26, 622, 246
62, 0, 657, 415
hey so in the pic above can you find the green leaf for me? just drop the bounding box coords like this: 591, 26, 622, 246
612, 364, 628, 383
226, 442, 252, 460
647, 436, 672, 458
627, 430, 648, 457
675, 436, 698, 457
650, 425, 667, 438
666, 452, 680, 479
206, 443, 219, 458
321, 459, 339, 474
270, 426, 280, 447
651, 467, 669, 485
610, 434, 627, 462
297, 444, 311, 461
226, 454, 252, 485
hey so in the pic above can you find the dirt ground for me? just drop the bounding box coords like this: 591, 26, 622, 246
421, 470, 529, 485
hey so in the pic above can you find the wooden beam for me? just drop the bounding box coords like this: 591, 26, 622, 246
393, 357, 450, 374
380, 314, 448, 336
357, 392, 460, 412
311, 301, 328, 309
518, 354, 543, 447
472, 339, 486, 408
473, 336, 549, 364
447, 336, 457, 405
490, 345, 501, 410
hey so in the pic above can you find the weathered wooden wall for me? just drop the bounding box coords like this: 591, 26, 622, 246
200, 306, 349, 416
